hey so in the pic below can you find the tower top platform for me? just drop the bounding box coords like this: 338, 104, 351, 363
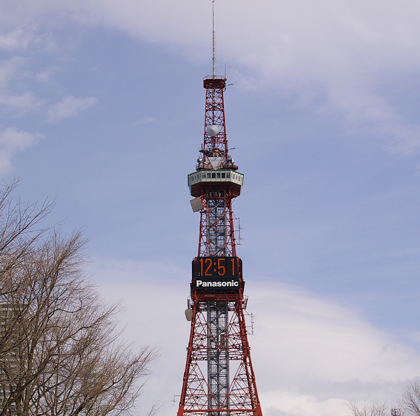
203, 76, 227, 89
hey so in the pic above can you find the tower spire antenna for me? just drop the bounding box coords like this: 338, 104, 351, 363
212, 0, 216, 77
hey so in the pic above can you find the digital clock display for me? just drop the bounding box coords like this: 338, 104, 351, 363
192, 257, 243, 293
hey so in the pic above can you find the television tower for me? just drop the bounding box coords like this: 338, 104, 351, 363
177, 2, 263, 416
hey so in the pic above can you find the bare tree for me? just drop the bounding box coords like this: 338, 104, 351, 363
402, 379, 420, 416
0, 182, 155, 416
348, 402, 389, 416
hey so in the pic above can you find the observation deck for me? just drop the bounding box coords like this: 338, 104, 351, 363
188, 169, 244, 197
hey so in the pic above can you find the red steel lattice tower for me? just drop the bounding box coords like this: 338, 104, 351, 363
177, 7, 263, 412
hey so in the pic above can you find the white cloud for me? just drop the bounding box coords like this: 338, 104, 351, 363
2, 1, 420, 152
0, 57, 26, 91
319, 84, 420, 155
261, 391, 348, 416
0, 29, 32, 51
90, 258, 420, 416
50, 0, 420, 85
46, 95, 98, 122
0, 93, 44, 115
0, 58, 45, 115
250, 282, 420, 385
0, 127, 43, 173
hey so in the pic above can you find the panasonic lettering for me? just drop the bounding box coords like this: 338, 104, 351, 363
196, 280, 239, 288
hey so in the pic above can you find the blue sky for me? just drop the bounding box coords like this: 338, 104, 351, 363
1, 1, 420, 415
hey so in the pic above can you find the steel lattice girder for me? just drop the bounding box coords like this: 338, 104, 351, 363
178, 297, 262, 416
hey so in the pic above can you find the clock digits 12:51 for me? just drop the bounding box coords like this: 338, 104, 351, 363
195, 256, 242, 278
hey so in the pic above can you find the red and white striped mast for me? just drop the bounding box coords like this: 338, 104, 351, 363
177, 2, 263, 416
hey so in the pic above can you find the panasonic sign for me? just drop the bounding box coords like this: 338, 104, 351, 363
196, 279, 239, 288
194, 277, 242, 292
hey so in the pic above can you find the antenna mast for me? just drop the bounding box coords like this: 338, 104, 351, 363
212, 0, 216, 77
